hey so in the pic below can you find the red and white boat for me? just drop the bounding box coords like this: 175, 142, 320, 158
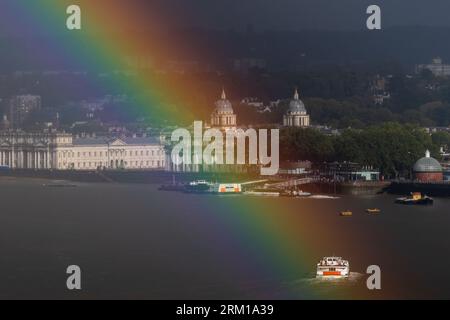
316, 257, 350, 278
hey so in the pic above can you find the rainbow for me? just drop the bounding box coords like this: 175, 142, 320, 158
7, 0, 204, 124
5, 1, 395, 299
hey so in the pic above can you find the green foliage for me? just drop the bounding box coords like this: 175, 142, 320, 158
280, 127, 334, 163
431, 131, 450, 151
280, 123, 440, 178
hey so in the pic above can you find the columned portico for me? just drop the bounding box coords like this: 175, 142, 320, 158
0, 131, 71, 170
0, 131, 166, 171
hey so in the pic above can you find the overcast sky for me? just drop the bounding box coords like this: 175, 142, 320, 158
3, 0, 450, 35
146, 0, 450, 30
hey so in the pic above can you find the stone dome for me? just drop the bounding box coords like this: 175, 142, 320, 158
413, 150, 442, 173
287, 89, 307, 114
213, 89, 234, 115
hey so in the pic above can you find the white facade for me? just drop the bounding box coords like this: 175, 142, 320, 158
0, 131, 165, 170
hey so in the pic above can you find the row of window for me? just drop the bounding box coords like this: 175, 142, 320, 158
65, 160, 164, 168
58, 149, 164, 159
213, 116, 236, 125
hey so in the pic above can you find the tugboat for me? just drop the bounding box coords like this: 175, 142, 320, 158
340, 210, 353, 217
316, 257, 350, 278
395, 192, 434, 205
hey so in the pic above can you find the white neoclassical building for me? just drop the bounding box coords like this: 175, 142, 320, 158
283, 89, 310, 127
0, 131, 166, 170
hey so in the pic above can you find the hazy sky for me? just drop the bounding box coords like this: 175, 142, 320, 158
138, 0, 450, 30
3, 0, 450, 35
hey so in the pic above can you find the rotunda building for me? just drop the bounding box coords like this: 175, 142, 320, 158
413, 150, 443, 182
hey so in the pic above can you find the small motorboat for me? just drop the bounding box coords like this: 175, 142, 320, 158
340, 210, 353, 217
366, 208, 381, 214
296, 191, 312, 198
184, 180, 213, 193
395, 192, 433, 205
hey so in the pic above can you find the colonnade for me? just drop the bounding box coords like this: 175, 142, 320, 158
0, 149, 51, 169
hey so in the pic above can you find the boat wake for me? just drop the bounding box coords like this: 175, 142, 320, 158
308, 195, 340, 200
280, 272, 364, 298
290, 272, 364, 286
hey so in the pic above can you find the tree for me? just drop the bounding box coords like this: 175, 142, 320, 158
280, 127, 334, 163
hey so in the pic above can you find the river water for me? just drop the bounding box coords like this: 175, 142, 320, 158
0, 177, 449, 299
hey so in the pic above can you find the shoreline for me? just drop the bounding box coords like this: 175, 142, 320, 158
2, 170, 450, 197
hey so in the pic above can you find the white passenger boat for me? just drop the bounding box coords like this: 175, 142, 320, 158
316, 257, 350, 278
216, 183, 242, 194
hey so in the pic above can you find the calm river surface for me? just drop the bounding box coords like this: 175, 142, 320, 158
0, 177, 449, 299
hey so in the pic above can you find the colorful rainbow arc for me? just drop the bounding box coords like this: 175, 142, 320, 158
4, 1, 386, 299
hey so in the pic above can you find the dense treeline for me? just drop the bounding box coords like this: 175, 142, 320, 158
280, 123, 449, 178
237, 69, 450, 128
2, 62, 450, 129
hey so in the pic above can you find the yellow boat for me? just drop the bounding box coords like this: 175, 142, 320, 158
340, 211, 353, 217
366, 208, 381, 214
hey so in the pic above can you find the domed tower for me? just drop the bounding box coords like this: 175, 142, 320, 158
211, 89, 236, 130
413, 150, 443, 182
283, 89, 310, 127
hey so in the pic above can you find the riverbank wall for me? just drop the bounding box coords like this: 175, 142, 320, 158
387, 181, 450, 197
0, 169, 261, 184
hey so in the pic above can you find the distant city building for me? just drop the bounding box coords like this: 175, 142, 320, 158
283, 89, 310, 127
371, 74, 387, 92
210, 89, 237, 130
9, 95, 41, 128
241, 97, 264, 108
416, 57, 450, 77
241, 97, 272, 113
319, 162, 380, 182
279, 161, 312, 175
424, 126, 450, 134
413, 150, 443, 182
373, 93, 391, 105
0, 131, 165, 170
370, 75, 391, 105
270, 100, 281, 108
312, 125, 341, 136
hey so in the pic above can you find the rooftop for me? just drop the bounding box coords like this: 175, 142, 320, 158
73, 136, 160, 146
